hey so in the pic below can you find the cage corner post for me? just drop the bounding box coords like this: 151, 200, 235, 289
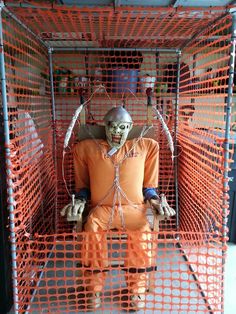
0, 3, 19, 313
221, 8, 236, 314
174, 49, 181, 234
48, 46, 59, 234
223, 8, 236, 239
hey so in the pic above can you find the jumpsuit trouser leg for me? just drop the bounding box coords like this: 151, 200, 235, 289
82, 205, 155, 295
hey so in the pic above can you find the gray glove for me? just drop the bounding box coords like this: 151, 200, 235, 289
60, 198, 86, 222
149, 194, 175, 217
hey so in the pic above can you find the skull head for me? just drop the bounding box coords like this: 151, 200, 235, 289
104, 106, 133, 150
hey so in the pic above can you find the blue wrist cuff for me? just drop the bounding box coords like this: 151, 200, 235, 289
143, 187, 158, 201
75, 188, 90, 201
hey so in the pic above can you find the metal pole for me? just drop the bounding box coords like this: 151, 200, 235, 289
53, 47, 180, 53
221, 9, 236, 314
174, 50, 181, 232
0, 3, 19, 313
223, 9, 236, 246
48, 48, 58, 234
5, 2, 52, 9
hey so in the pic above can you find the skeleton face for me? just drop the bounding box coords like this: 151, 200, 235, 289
105, 121, 132, 149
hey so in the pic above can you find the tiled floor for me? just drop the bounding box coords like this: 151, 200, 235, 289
225, 242, 236, 314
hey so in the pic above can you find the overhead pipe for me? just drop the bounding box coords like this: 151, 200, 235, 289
53, 47, 180, 53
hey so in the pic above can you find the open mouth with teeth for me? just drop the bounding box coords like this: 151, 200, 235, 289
112, 135, 122, 144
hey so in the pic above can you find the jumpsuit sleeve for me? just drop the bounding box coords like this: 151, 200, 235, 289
143, 139, 159, 188
73, 141, 90, 193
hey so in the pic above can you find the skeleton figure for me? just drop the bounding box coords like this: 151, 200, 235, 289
61, 106, 175, 310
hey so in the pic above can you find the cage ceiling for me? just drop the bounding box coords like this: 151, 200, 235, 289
3, 0, 236, 49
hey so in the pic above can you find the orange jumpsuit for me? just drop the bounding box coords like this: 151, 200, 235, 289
74, 137, 159, 294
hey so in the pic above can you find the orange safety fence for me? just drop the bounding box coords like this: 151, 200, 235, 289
0, 4, 235, 314
12, 231, 224, 313
2, 11, 56, 237
178, 15, 234, 240
4, 3, 229, 49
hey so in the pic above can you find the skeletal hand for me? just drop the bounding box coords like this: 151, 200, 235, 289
149, 194, 175, 218
60, 199, 86, 222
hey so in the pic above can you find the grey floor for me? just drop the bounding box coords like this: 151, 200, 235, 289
24, 242, 207, 314
224, 243, 236, 314
8, 242, 236, 314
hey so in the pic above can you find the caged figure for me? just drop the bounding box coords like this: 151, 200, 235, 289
61, 106, 175, 311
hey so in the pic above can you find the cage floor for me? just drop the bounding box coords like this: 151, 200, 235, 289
25, 243, 209, 314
